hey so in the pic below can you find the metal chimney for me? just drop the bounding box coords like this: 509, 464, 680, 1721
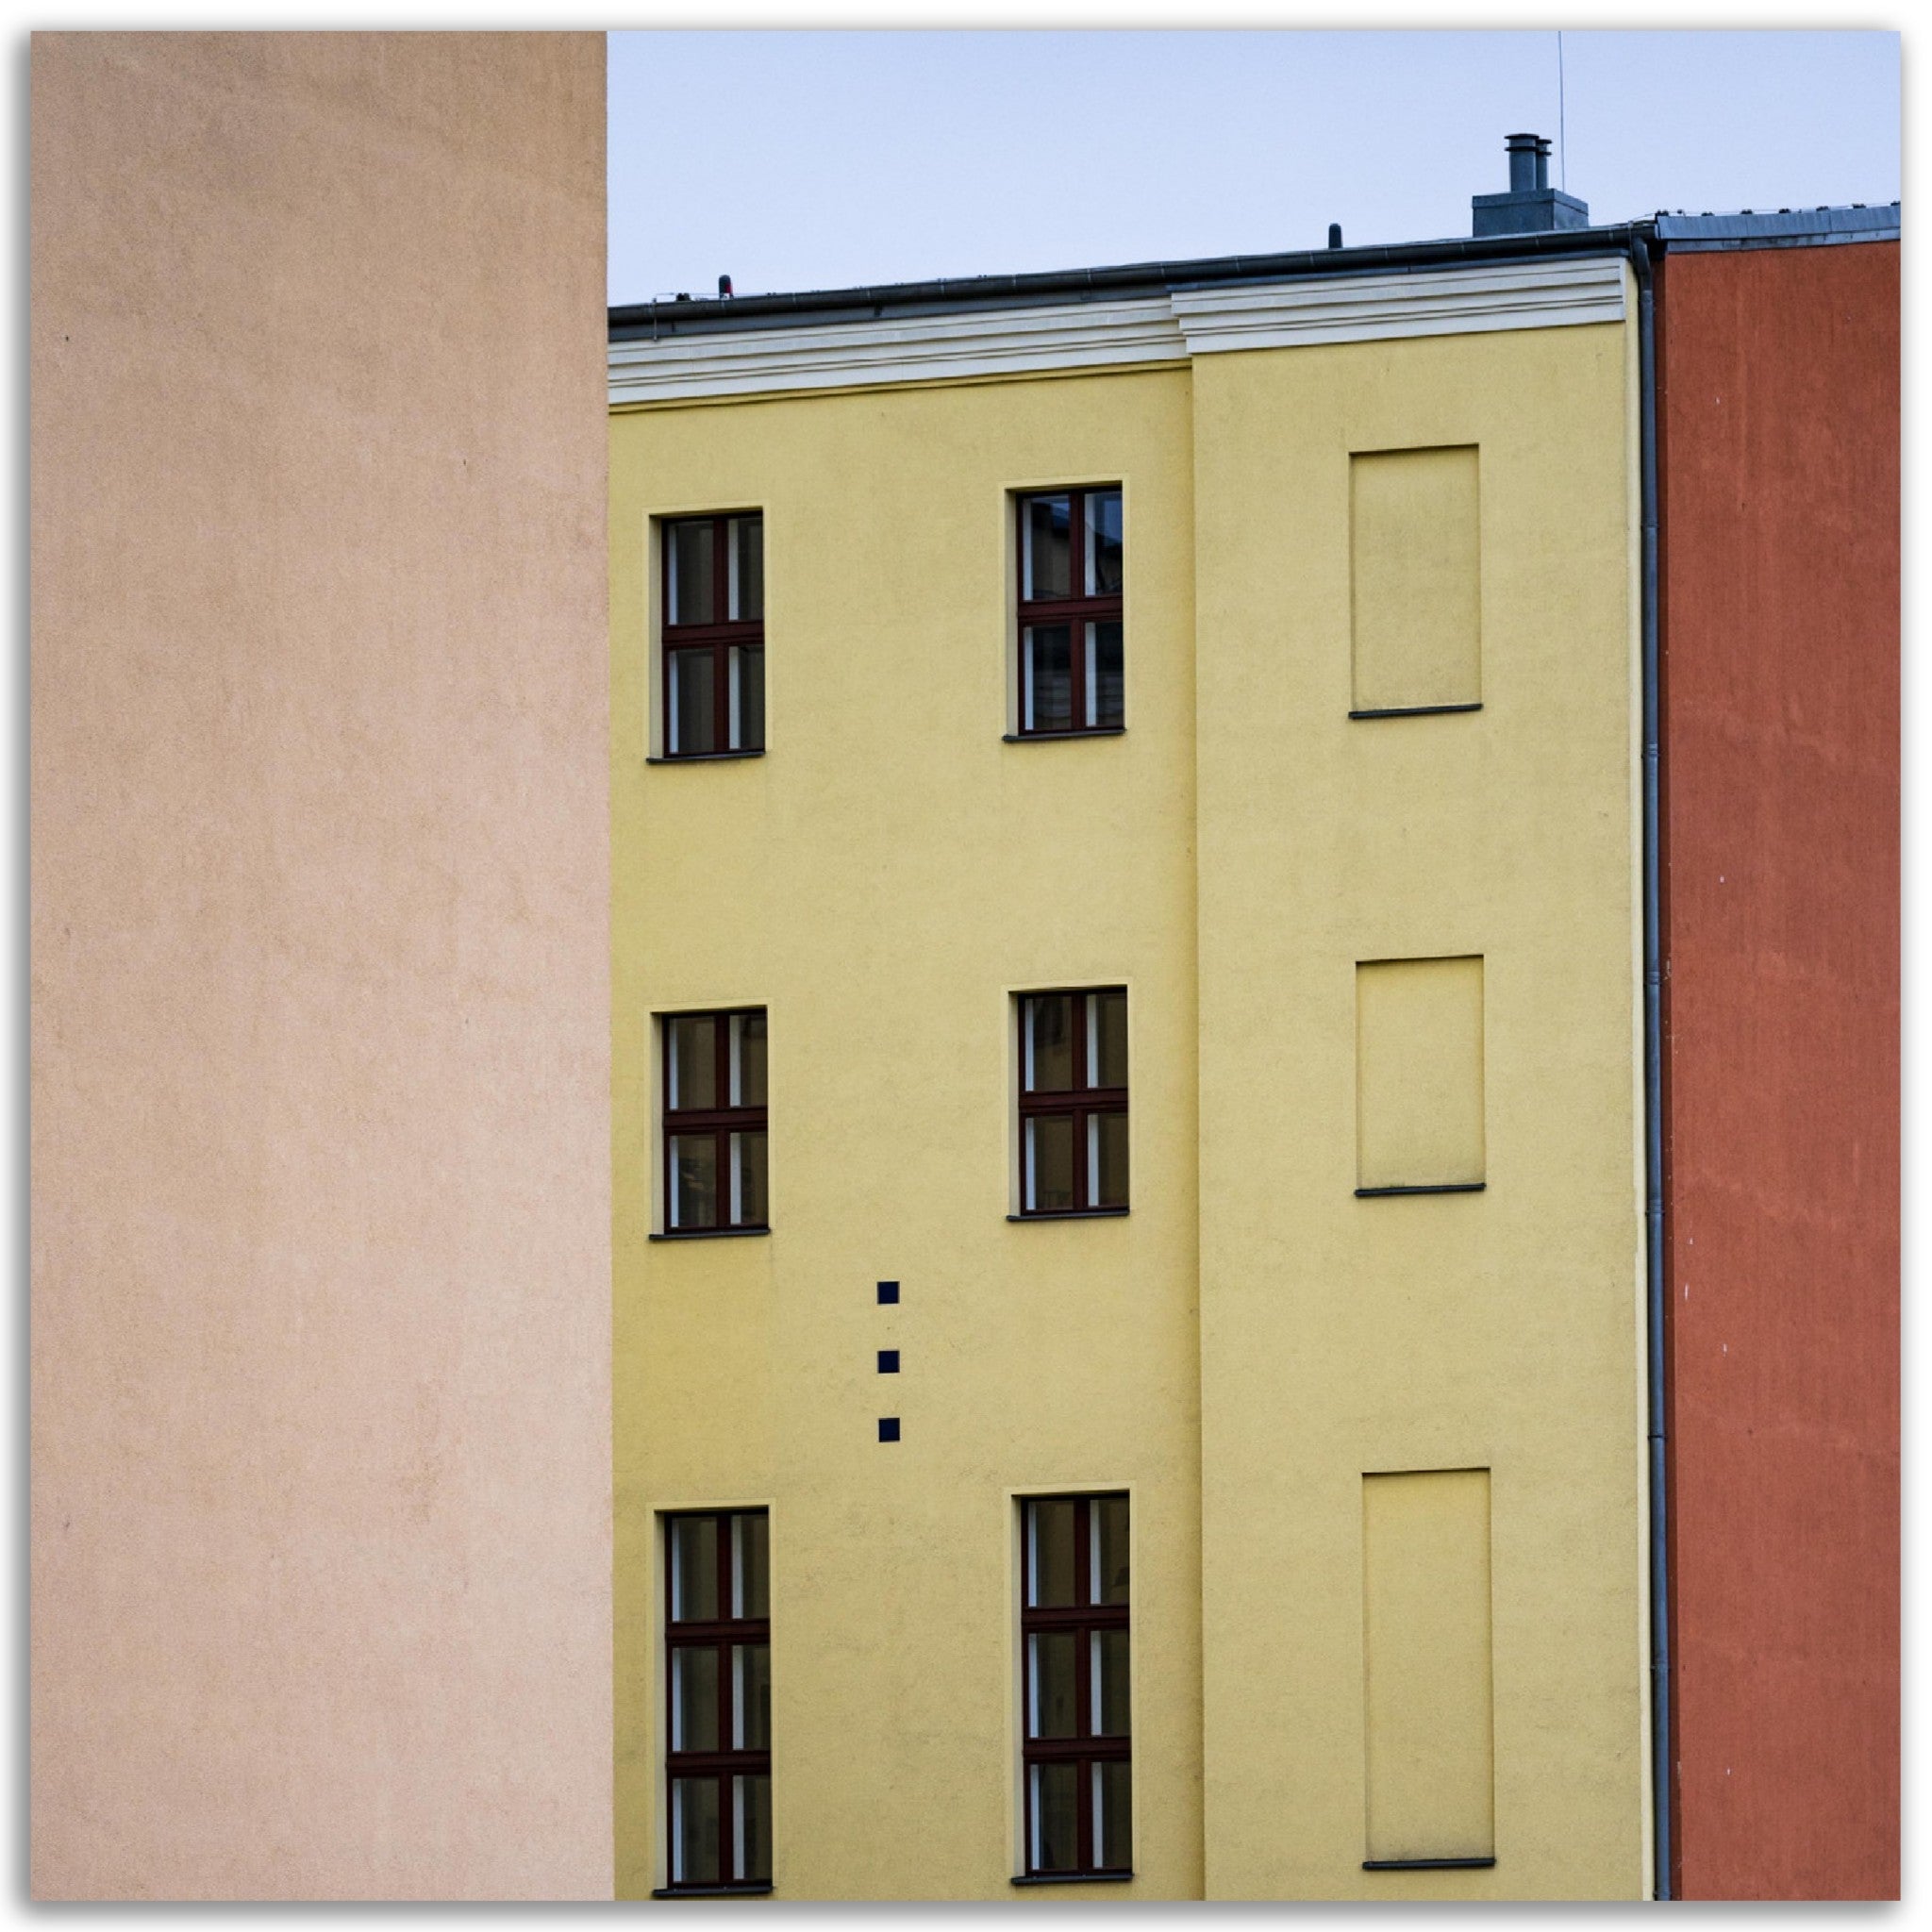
1474, 131, 1588, 236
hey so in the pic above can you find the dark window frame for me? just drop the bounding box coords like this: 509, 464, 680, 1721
1020, 1493, 1131, 1880
662, 1509, 773, 1893
660, 512, 764, 759
1013, 488, 1124, 738
1015, 989, 1129, 1218
661, 1008, 768, 1235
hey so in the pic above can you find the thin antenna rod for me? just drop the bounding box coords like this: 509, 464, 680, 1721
1558, 30, 1568, 192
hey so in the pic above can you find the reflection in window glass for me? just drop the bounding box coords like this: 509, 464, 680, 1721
1029, 1631, 1080, 1739
1092, 1494, 1130, 1606
670, 1135, 718, 1231
671, 1644, 720, 1751
1090, 991, 1129, 1090
728, 516, 763, 622
671, 1776, 721, 1887
1092, 1628, 1131, 1735
734, 1512, 769, 1618
669, 649, 717, 758
1089, 621, 1124, 728
734, 1774, 773, 1884
668, 1015, 717, 1111
733, 1644, 771, 1750
1024, 995, 1075, 1093
1025, 1116, 1076, 1213
669, 522, 716, 626
1028, 1496, 1078, 1607
729, 1011, 767, 1107
1031, 1763, 1080, 1874
670, 1515, 719, 1621
1095, 1760, 1132, 1871
730, 644, 764, 754
1086, 490, 1124, 594
1091, 1112, 1129, 1209
1023, 493, 1073, 600
730, 1132, 768, 1230
1023, 625, 1074, 734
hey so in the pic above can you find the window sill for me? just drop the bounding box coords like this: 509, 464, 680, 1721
650, 1226, 773, 1241
1012, 1872, 1134, 1886
1347, 702, 1482, 720
1354, 1183, 1486, 1198
1002, 727, 1126, 743
1362, 1858, 1495, 1872
1007, 1208, 1130, 1223
646, 749, 766, 764
650, 1884, 775, 1898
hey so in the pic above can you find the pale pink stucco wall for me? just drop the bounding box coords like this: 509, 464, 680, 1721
30, 32, 611, 1899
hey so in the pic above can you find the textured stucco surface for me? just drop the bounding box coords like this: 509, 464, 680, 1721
30, 32, 611, 1899
1657, 241, 1899, 1901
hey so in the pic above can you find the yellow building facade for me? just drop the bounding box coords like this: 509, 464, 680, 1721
610, 250, 1650, 1900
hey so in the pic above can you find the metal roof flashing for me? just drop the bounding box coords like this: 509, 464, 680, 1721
1654, 204, 1899, 251
608, 224, 1649, 343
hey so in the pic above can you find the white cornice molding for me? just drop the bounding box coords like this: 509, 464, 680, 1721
608, 297, 1184, 407
608, 255, 1628, 406
1168, 257, 1626, 354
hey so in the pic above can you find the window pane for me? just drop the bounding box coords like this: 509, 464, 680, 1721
1031, 1762, 1080, 1874
730, 1011, 767, 1108
1023, 494, 1072, 600
670, 1516, 720, 1622
730, 643, 764, 752
670, 1134, 719, 1230
669, 648, 717, 757
734, 1774, 773, 1885
1092, 1628, 1131, 1736
1022, 625, 1074, 734
1024, 995, 1074, 1093
1090, 990, 1128, 1090
733, 1643, 771, 1750
1095, 1760, 1132, 1871
1092, 1494, 1130, 1605
1026, 1498, 1078, 1607
670, 1643, 721, 1751
1024, 1115, 1075, 1213
1029, 1630, 1079, 1739
668, 521, 716, 626
1091, 620, 1124, 728
730, 1131, 768, 1228
733, 1511, 769, 1618
1086, 490, 1124, 594
1091, 1111, 1129, 1209
671, 1776, 722, 1887
667, 1015, 717, 1111
728, 515, 763, 622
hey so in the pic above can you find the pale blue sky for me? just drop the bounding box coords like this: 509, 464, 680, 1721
608, 29, 1899, 305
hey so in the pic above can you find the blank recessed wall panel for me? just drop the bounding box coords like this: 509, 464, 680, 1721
1356, 957, 1484, 1191
1350, 446, 1481, 712
1362, 1469, 1494, 1865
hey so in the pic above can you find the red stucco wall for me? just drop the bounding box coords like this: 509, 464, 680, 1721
1657, 240, 1899, 1900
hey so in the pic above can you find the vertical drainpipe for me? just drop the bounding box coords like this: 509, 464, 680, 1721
1630, 226, 1673, 1903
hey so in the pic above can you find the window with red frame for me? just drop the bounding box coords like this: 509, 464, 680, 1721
1015, 489, 1124, 736
1017, 990, 1128, 1217
662, 513, 763, 758
663, 1510, 772, 1891
1021, 1493, 1131, 1879
663, 1009, 767, 1234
